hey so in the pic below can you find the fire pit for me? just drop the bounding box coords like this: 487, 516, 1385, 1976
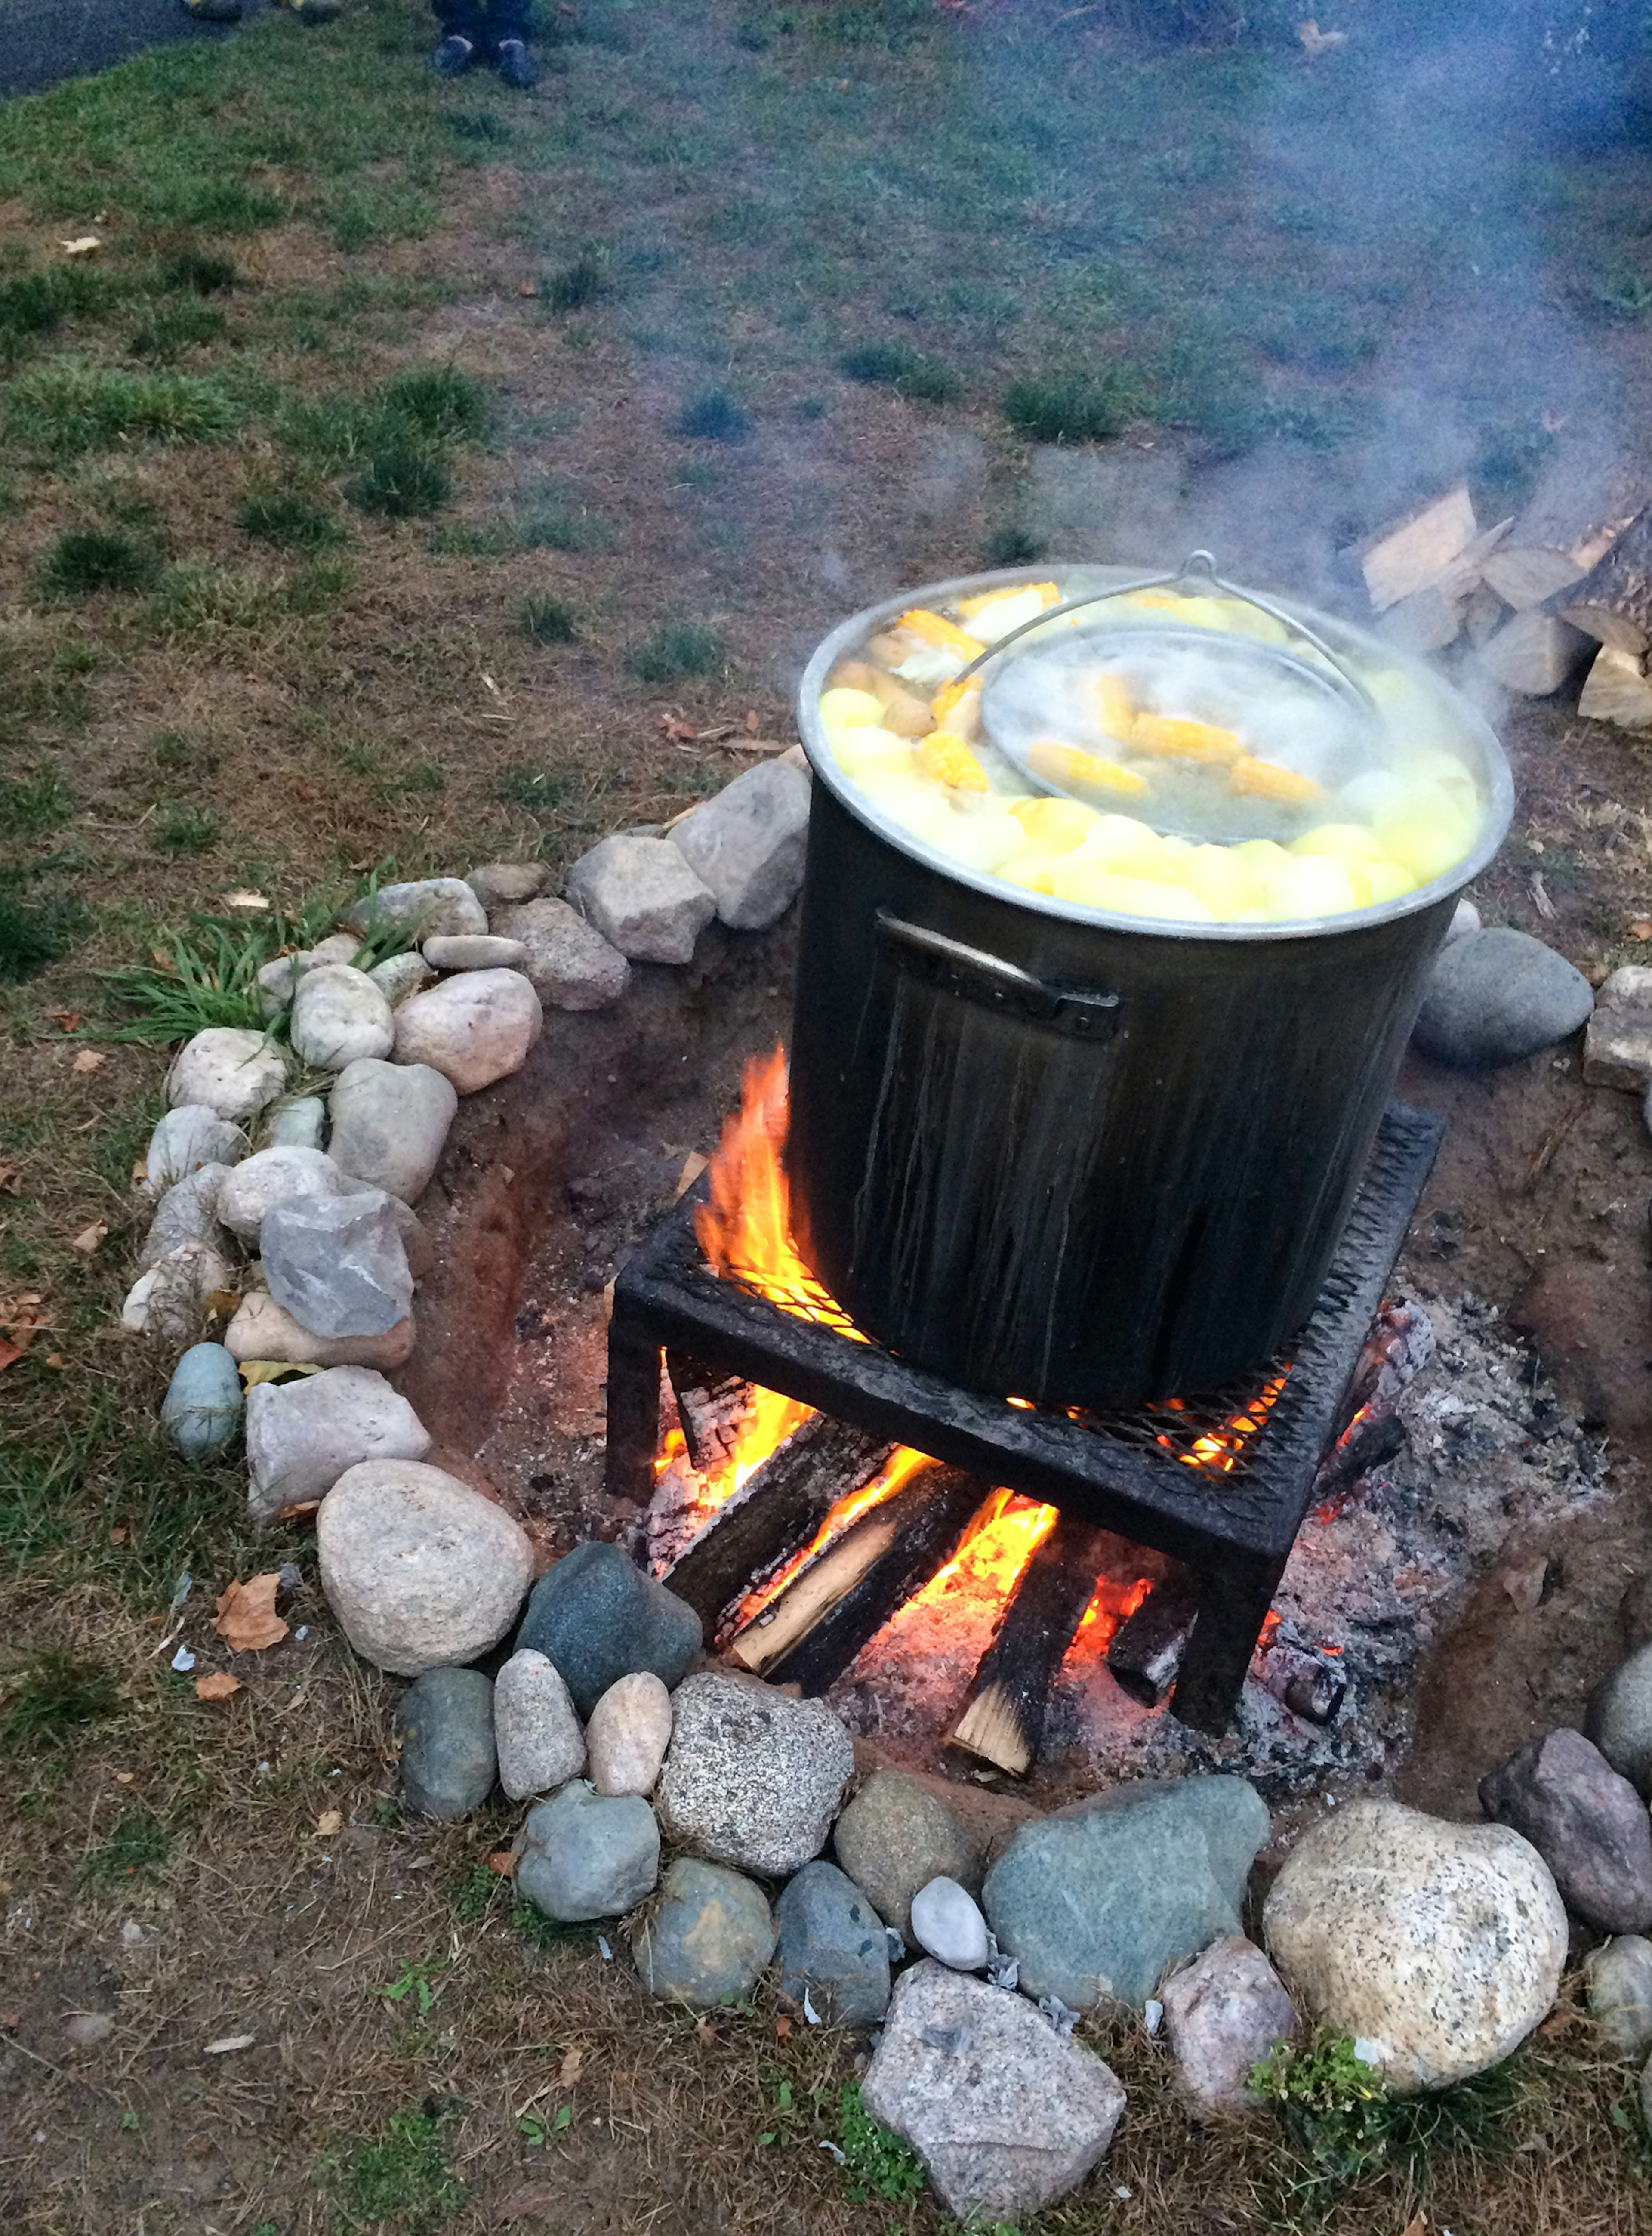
595, 550, 1521, 1770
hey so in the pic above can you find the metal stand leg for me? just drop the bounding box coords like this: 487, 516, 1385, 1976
604, 1296, 663, 1508
1169, 1557, 1287, 1736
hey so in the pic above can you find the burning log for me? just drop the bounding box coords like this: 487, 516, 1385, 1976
662, 1412, 895, 1630
946, 1513, 1121, 1777
1256, 1637, 1345, 1725
666, 1349, 754, 1474
1105, 1574, 1202, 1708
1311, 1407, 1407, 1504
727, 1462, 989, 1691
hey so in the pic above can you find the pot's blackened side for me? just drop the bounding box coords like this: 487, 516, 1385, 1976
788, 781, 1453, 1407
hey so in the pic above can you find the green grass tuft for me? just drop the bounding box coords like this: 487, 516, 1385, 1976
153, 804, 221, 853
629, 621, 727, 683
92, 914, 287, 1039
37, 527, 163, 596
839, 338, 961, 402
0, 876, 88, 979
1002, 367, 1141, 444
79, 1807, 170, 1882
675, 389, 749, 442
346, 443, 453, 519
7, 361, 239, 453
129, 300, 227, 361
329, 2108, 466, 2233
160, 248, 238, 295
379, 364, 491, 443
237, 486, 344, 550
544, 255, 609, 311
838, 2082, 924, 2204
497, 764, 569, 810
983, 523, 1045, 566
0, 762, 74, 834
1, 1648, 119, 1751
518, 593, 578, 644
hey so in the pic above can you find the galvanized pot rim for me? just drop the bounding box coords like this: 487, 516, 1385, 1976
795, 562, 1516, 945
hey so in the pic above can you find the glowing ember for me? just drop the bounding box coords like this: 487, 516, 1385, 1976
1074, 1572, 1154, 1643
917, 1488, 1056, 1608
1159, 1371, 1289, 1473
730, 1443, 935, 1631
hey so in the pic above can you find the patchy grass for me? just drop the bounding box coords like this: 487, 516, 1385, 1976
518, 593, 579, 644
6, 362, 240, 453
839, 339, 961, 403
0, 1646, 119, 1750
237, 485, 345, 550
37, 527, 163, 596
345, 441, 454, 518
630, 622, 728, 682
327, 2106, 466, 2232
675, 389, 750, 442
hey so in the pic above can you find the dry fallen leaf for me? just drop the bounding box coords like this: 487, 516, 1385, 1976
240, 1359, 321, 1388
745, 708, 760, 734
1501, 1555, 1547, 1614
203, 2033, 256, 2055
0, 1163, 20, 1193
46, 1011, 82, 1031
71, 1049, 105, 1074
0, 1339, 21, 1378
71, 1221, 108, 1255
45, 1353, 64, 1369
674, 1150, 710, 1199
220, 889, 270, 912
203, 1288, 240, 1320
213, 1573, 288, 1652
61, 235, 102, 255
657, 711, 697, 744
1632, 918, 1652, 941
774, 2014, 793, 2040
558, 2044, 584, 2085
194, 1671, 242, 1701
694, 2017, 717, 2044
518, 279, 539, 296
113, 1770, 135, 1785
314, 1809, 342, 1837
1402, 2216, 1427, 2236
486, 1848, 518, 1876
110, 1526, 128, 1544
275, 1499, 321, 1523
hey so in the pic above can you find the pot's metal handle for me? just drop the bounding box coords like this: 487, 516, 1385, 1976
951, 549, 1380, 721
877, 911, 1121, 1041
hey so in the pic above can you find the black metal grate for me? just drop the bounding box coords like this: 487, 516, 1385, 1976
605, 1103, 1443, 1733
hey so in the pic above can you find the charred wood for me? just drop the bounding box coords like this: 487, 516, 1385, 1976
663, 1413, 895, 1630
1257, 1639, 1345, 1724
728, 1463, 989, 1691
666, 1349, 754, 1475
1311, 1408, 1407, 1504
947, 1513, 1119, 1777
1106, 1574, 1202, 1708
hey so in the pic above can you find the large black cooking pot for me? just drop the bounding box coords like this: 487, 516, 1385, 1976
786, 562, 1513, 1409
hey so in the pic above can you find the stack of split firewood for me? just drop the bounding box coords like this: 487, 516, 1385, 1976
1350, 486, 1652, 727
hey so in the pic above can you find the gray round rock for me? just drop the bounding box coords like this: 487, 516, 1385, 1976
396, 1666, 497, 1819
166, 1029, 287, 1121
631, 1857, 777, 2007
1411, 927, 1594, 1069
1587, 1644, 1652, 1797
514, 1541, 701, 1717
777, 1860, 891, 2024
326, 1057, 458, 1206
1584, 1933, 1652, 2056
1479, 1726, 1652, 1933
516, 1779, 660, 1922
317, 1458, 533, 1676
289, 965, 395, 1071
494, 1649, 587, 1801
833, 1769, 983, 1937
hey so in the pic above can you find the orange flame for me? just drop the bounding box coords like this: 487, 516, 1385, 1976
1161, 1371, 1288, 1474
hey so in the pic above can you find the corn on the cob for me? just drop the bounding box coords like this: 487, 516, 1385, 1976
930, 676, 982, 735
1130, 712, 1244, 766
1227, 755, 1322, 804
958, 581, 1062, 618
1094, 671, 1134, 740
1027, 740, 1148, 796
918, 732, 991, 791
897, 608, 986, 660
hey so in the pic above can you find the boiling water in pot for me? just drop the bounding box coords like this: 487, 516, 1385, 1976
817, 573, 1488, 927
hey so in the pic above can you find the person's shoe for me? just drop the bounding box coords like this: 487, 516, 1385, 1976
427, 33, 474, 73
496, 37, 537, 86
182, 0, 244, 22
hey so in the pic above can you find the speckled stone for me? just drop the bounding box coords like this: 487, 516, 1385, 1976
493, 1649, 586, 1801
586, 1671, 672, 1797
1264, 1797, 1567, 2093
1584, 1934, 1652, 2056
863, 1962, 1125, 2223
1160, 1934, 1299, 2119
654, 1672, 856, 1877
832, 1770, 982, 1937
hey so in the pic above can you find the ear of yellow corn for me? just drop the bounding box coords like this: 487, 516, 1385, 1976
897, 608, 986, 660
1027, 740, 1149, 797
1228, 755, 1322, 804
1094, 671, 1134, 739
930, 676, 983, 738
1130, 712, 1244, 766
918, 733, 991, 792
957, 581, 1063, 619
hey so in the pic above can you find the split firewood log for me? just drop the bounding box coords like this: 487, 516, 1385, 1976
1476, 610, 1593, 697
1355, 485, 1479, 614
1578, 643, 1652, 730
1550, 504, 1652, 655
1479, 544, 1585, 612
